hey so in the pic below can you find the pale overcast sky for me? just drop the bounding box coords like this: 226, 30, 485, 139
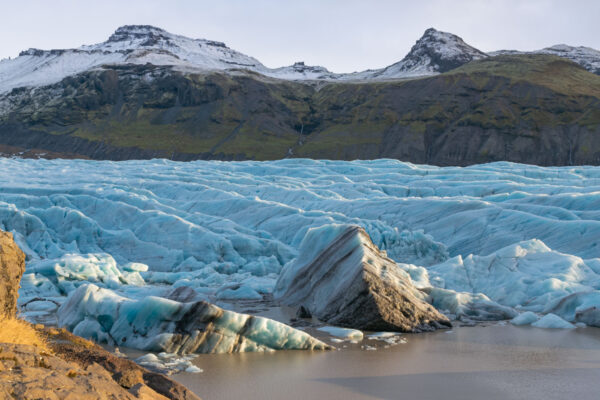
1, 0, 598, 73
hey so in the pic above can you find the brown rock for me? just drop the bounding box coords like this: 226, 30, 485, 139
0, 231, 26, 318
0, 342, 186, 400
116, 368, 144, 389
0, 343, 136, 400
129, 383, 170, 400
45, 329, 201, 400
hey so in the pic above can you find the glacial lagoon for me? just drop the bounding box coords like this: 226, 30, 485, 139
176, 323, 600, 400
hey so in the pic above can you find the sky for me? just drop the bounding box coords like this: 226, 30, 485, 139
1, 0, 599, 73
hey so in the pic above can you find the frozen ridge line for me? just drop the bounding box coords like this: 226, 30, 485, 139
0, 158, 599, 351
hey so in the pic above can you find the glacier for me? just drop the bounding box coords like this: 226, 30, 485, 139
0, 157, 599, 347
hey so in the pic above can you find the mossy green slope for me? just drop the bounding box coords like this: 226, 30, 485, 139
1, 54, 599, 165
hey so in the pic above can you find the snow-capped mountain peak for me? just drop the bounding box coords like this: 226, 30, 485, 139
269, 61, 339, 80
106, 24, 176, 45
1, 25, 599, 94
0, 25, 271, 94
537, 44, 600, 74
365, 27, 488, 79
87, 24, 264, 69
490, 43, 600, 75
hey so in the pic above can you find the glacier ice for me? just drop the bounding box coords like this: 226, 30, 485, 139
510, 311, 540, 326
0, 157, 596, 345
58, 284, 331, 353
531, 313, 576, 329
216, 285, 262, 300
135, 353, 202, 375
317, 326, 364, 340
367, 332, 400, 339
424, 240, 600, 312
424, 287, 518, 321
545, 291, 600, 327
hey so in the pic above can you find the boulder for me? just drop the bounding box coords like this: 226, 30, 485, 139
0, 231, 25, 318
274, 225, 451, 332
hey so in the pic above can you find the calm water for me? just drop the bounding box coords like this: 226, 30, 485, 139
174, 324, 600, 400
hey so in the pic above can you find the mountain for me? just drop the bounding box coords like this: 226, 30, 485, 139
0, 25, 599, 165
0, 25, 499, 93
0, 25, 264, 94
491, 44, 600, 75
353, 28, 488, 79
2, 25, 599, 90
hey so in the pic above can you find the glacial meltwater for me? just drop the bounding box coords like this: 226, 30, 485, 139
174, 324, 600, 400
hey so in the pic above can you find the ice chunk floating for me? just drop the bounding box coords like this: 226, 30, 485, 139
59, 284, 331, 353
0, 158, 598, 345
317, 326, 364, 341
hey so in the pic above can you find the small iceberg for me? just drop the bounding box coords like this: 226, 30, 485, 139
317, 326, 364, 340
366, 332, 399, 339
59, 283, 332, 353
531, 313, 576, 329
135, 352, 202, 375
510, 311, 540, 326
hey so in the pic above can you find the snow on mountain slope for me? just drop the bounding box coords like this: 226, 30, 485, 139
268, 61, 340, 80
0, 24, 355, 93
0, 24, 346, 94
538, 45, 600, 74
2, 25, 598, 94
0, 25, 269, 94
490, 44, 600, 74
350, 28, 488, 80
0, 49, 124, 94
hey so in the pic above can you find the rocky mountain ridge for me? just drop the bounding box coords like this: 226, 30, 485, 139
2, 25, 599, 96
491, 44, 600, 75
1, 26, 600, 165
359, 28, 489, 79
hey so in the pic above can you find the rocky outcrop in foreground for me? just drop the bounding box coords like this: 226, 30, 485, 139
0, 231, 25, 318
59, 283, 332, 353
0, 327, 200, 400
274, 225, 451, 332
0, 230, 200, 399
1, 342, 151, 400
